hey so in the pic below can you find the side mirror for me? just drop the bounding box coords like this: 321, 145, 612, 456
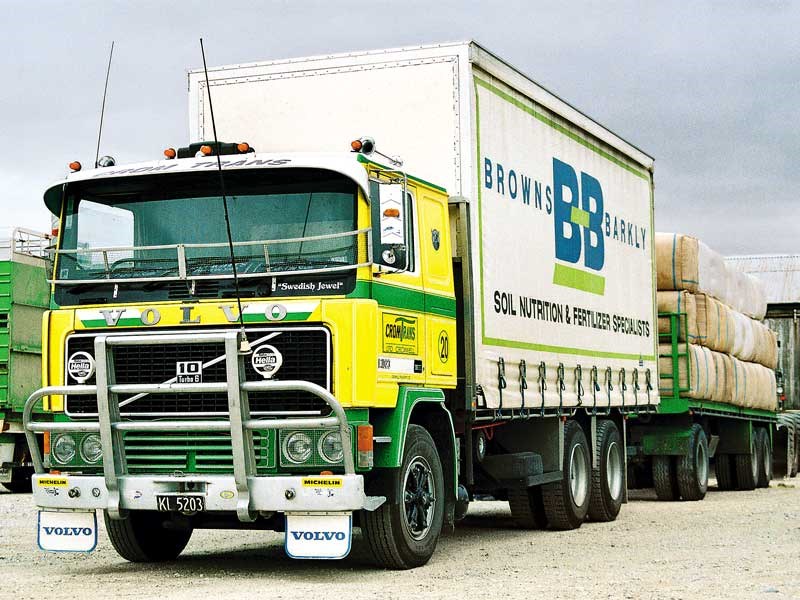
374, 182, 410, 271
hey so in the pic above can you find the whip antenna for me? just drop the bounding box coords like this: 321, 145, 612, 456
94, 41, 115, 167
199, 38, 250, 353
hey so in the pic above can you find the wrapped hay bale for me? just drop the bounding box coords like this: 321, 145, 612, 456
658, 343, 722, 401
655, 233, 727, 300
730, 358, 778, 411
657, 291, 697, 342
694, 293, 734, 354
729, 311, 779, 369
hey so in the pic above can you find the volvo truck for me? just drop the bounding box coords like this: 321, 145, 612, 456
25, 42, 657, 568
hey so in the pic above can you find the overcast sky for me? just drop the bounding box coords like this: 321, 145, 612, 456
1, 1, 798, 256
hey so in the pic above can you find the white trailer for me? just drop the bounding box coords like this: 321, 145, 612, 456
188, 41, 658, 415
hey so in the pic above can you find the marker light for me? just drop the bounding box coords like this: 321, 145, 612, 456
383, 208, 401, 218
164, 147, 177, 159
69, 161, 82, 172
350, 137, 375, 154
350, 139, 363, 152
237, 142, 250, 153
357, 425, 374, 469
200, 145, 213, 156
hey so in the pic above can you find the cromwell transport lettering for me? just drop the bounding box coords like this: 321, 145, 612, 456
493, 290, 650, 338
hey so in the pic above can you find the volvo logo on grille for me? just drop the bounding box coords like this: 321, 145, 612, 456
176, 360, 203, 384
251, 344, 283, 379
67, 351, 95, 383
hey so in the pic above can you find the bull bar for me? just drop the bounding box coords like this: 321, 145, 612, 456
23, 330, 383, 521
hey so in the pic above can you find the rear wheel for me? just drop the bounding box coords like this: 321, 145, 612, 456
105, 511, 192, 562
361, 425, 444, 569
653, 456, 679, 501
508, 485, 547, 529
756, 428, 772, 488
715, 454, 736, 491
588, 420, 624, 521
676, 424, 708, 501
541, 420, 591, 530
735, 433, 759, 491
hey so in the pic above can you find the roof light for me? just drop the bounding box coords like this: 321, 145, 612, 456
237, 142, 250, 153
97, 155, 116, 167
200, 145, 213, 156
350, 137, 375, 155
69, 161, 81, 172
164, 147, 176, 159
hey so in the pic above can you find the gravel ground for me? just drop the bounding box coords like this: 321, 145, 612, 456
1, 481, 799, 600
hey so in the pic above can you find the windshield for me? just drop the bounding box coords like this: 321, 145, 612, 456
57, 169, 363, 284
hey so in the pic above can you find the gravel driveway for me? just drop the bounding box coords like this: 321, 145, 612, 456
1, 481, 798, 599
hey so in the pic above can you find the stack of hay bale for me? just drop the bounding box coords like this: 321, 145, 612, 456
655, 233, 778, 411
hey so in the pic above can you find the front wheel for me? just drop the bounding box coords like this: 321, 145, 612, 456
1, 467, 33, 493
361, 425, 444, 569
105, 511, 192, 562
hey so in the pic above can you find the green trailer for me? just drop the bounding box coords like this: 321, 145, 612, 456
626, 312, 778, 500
0, 228, 51, 492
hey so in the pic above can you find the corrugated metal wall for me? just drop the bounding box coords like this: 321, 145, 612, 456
765, 309, 800, 410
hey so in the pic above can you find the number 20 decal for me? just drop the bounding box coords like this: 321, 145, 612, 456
438, 331, 449, 363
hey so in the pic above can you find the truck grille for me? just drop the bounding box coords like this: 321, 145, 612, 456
64, 326, 331, 417
123, 431, 275, 474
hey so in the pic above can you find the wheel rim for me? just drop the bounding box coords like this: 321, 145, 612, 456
569, 443, 589, 507
402, 456, 436, 541
696, 440, 708, 485
606, 441, 624, 500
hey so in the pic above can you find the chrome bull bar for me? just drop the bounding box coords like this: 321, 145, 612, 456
23, 330, 355, 522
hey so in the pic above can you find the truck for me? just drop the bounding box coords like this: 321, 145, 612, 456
0, 228, 51, 492
24, 41, 658, 568
725, 254, 800, 478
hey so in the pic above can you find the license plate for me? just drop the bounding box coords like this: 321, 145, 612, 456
156, 495, 206, 513
285, 512, 352, 560
38, 510, 98, 553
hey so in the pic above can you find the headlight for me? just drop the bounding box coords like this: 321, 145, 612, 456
52, 434, 76, 464
80, 434, 103, 463
283, 431, 313, 464
318, 431, 344, 463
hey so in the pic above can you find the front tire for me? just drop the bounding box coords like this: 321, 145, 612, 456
541, 420, 591, 530
676, 424, 708, 501
361, 425, 444, 569
105, 511, 192, 562
588, 420, 624, 522
2, 467, 33, 493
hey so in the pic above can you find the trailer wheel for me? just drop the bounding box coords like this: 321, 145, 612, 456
734, 434, 759, 491
104, 511, 192, 562
756, 428, 772, 488
361, 425, 444, 569
676, 424, 708, 501
714, 454, 736, 491
588, 420, 624, 521
541, 420, 591, 530
508, 485, 547, 529
652, 456, 679, 501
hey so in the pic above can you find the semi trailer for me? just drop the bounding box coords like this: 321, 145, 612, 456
25, 41, 658, 567
0, 229, 51, 492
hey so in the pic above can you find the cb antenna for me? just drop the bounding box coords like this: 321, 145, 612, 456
199, 38, 250, 353
94, 41, 115, 168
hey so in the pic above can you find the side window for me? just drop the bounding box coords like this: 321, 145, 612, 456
370, 180, 415, 272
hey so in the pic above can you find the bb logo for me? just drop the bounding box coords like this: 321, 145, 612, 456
552, 158, 606, 295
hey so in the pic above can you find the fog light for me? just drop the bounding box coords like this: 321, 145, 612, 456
80, 434, 103, 463
283, 431, 313, 464
319, 431, 343, 464
52, 434, 76, 464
